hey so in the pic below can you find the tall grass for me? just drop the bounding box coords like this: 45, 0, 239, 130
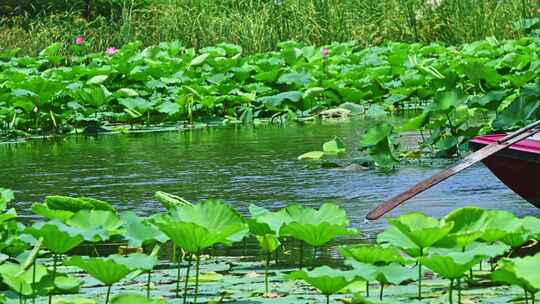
0, 0, 537, 55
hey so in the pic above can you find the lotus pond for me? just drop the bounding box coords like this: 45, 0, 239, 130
1, 122, 540, 303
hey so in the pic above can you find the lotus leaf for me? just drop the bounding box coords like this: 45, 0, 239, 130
111, 294, 166, 304
65, 256, 133, 286
340, 244, 408, 265
389, 212, 454, 250
66, 209, 123, 241
0, 188, 14, 211
31, 203, 74, 221
280, 222, 357, 247
481, 210, 522, 243
439, 206, 488, 248
286, 266, 357, 301
120, 211, 168, 247
26, 221, 84, 254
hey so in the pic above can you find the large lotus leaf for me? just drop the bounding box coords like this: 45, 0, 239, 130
31, 203, 74, 222
284, 203, 350, 226
0, 188, 14, 211
360, 123, 393, 147
25, 221, 85, 254
120, 212, 168, 247
340, 245, 408, 265
45, 196, 112, 212
65, 256, 132, 285
0, 208, 17, 225
428, 242, 509, 260
251, 208, 294, 236
523, 216, 540, 239
0, 262, 48, 295
322, 137, 346, 154
377, 225, 421, 257
347, 260, 416, 285
439, 206, 488, 248
492, 258, 540, 293
280, 222, 357, 247
154, 217, 245, 253
286, 266, 357, 295
492, 96, 540, 131
67, 210, 123, 241
481, 210, 522, 243
501, 228, 531, 248
389, 212, 454, 249
110, 253, 158, 272
511, 253, 540, 290
169, 200, 248, 242
419, 253, 482, 280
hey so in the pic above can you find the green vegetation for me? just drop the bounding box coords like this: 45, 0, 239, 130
0, 189, 539, 302
0, 0, 537, 55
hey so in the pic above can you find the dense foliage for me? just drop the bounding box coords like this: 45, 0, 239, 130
0, 188, 539, 303
1, 36, 540, 146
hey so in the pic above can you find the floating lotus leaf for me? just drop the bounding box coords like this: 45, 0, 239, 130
111, 294, 166, 304
340, 244, 408, 265
65, 256, 133, 286
45, 196, 113, 213
26, 221, 85, 254
388, 212, 454, 251
286, 266, 357, 296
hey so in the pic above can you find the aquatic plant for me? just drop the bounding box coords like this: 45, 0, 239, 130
380, 212, 453, 299
153, 200, 248, 303
65, 256, 134, 304
439, 207, 489, 248
279, 203, 357, 268
286, 266, 357, 304
492, 253, 540, 303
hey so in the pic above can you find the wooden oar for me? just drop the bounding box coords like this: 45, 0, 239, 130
366, 120, 540, 220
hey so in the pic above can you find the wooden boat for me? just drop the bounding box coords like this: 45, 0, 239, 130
470, 133, 540, 208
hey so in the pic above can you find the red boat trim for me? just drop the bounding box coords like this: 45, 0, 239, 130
471, 134, 540, 155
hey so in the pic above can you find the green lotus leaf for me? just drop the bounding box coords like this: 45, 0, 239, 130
0, 188, 14, 211
0, 262, 48, 295
31, 203, 74, 221
500, 229, 531, 248
255, 234, 280, 253
347, 260, 416, 285
0, 207, 17, 225
111, 294, 166, 304
66, 210, 123, 242
323, 137, 346, 154
419, 253, 482, 280
111, 252, 159, 272
492, 255, 540, 294
154, 191, 191, 211
167, 199, 249, 244
120, 211, 168, 247
377, 225, 421, 257
65, 256, 133, 286
54, 275, 82, 291
480, 210, 522, 243
389, 212, 454, 250
297, 151, 325, 161
428, 242, 509, 260
53, 297, 95, 304
286, 266, 357, 295
360, 123, 393, 147
523, 216, 540, 239
340, 244, 408, 265
439, 206, 488, 248
45, 196, 113, 213
281, 222, 356, 247
25, 221, 85, 254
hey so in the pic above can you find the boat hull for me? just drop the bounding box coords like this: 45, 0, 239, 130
470, 134, 540, 208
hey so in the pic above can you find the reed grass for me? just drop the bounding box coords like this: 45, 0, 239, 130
0, 0, 537, 55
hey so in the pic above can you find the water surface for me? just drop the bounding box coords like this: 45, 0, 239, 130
1, 119, 539, 238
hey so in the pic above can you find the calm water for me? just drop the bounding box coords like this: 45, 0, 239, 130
1, 120, 539, 239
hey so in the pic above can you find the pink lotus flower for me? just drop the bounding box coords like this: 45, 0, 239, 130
75, 36, 85, 45
321, 48, 329, 57
106, 47, 118, 56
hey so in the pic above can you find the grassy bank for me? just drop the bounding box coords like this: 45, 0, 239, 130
0, 0, 537, 55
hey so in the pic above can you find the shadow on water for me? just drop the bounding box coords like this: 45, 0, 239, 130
1, 119, 539, 259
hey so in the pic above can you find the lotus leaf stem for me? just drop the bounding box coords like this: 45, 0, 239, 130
366, 281, 369, 297
326, 294, 330, 304
379, 283, 384, 301
105, 285, 112, 304
265, 251, 271, 294
274, 246, 279, 265
449, 279, 454, 304
183, 256, 192, 304
146, 271, 151, 298
176, 254, 182, 298
418, 247, 423, 300
194, 249, 201, 304
457, 278, 461, 304
19, 282, 23, 304
525, 288, 529, 304
48, 254, 58, 304
32, 260, 36, 304
299, 241, 304, 270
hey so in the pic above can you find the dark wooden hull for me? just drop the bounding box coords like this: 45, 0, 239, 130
470, 135, 540, 208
